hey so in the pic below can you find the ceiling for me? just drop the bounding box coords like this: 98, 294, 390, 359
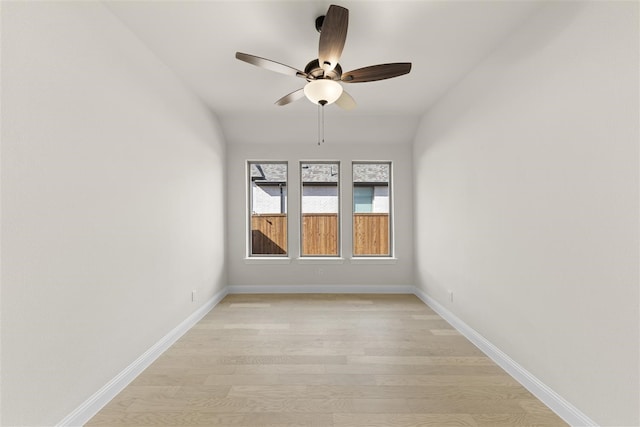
105, 1, 543, 145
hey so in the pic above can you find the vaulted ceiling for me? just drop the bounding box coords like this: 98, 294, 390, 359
105, 1, 543, 145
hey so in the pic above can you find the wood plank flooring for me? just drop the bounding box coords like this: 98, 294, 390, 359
87, 294, 567, 426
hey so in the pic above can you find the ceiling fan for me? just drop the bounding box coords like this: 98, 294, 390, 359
235, 4, 412, 110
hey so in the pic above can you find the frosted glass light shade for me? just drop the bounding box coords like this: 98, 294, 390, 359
304, 79, 343, 105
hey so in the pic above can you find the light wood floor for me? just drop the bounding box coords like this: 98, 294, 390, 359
87, 294, 567, 426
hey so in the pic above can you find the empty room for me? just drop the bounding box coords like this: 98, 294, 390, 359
1, 1, 638, 426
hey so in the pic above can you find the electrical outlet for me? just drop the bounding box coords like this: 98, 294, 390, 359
191, 290, 196, 302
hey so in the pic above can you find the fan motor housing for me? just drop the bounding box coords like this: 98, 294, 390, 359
304, 59, 342, 81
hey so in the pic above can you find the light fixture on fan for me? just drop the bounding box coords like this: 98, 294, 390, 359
303, 79, 343, 106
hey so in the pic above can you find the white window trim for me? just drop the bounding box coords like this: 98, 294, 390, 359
352, 161, 393, 258
247, 160, 289, 258
349, 257, 397, 265
244, 257, 292, 265
296, 257, 345, 265
299, 161, 341, 258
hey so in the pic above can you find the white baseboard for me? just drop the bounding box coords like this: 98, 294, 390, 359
56, 287, 229, 427
413, 287, 598, 427
228, 284, 415, 294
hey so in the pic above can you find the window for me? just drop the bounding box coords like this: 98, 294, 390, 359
300, 162, 340, 256
248, 162, 287, 256
353, 162, 391, 256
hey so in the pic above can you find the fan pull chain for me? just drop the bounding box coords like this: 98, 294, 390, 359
321, 104, 325, 145
318, 104, 321, 146
317, 101, 327, 146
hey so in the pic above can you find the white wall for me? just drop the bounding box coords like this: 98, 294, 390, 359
227, 143, 413, 287
1, 2, 226, 425
413, 2, 639, 426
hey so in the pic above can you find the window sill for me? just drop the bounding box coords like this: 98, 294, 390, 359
244, 257, 292, 265
349, 257, 397, 265
296, 257, 345, 265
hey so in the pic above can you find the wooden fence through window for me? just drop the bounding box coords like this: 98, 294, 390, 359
302, 213, 339, 255
251, 213, 389, 255
251, 214, 287, 255
353, 213, 389, 255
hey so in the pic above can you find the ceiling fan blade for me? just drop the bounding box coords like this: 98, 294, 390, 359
342, 63, 412, 83
335, 90, 356, 110
275, 88, 306, 106
236, 52, 308, 79
318, 5, 348, 73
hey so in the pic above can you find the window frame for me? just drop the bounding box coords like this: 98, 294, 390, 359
352, 161, 393, 258
299, 161, 341, 258
247, 160, 289, 258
